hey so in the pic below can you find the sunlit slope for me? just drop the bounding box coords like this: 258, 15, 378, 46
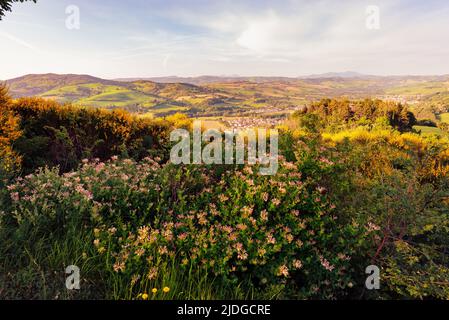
5, 73, 449, 117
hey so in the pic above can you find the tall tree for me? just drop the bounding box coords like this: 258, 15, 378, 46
0, 0, 36, 20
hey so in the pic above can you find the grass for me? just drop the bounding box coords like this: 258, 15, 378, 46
79, 90, 150, 108
439, 113, 449, 124
0, 222, 277, 300
386, 81, 449, 96
193, 118, 228, 130
0, 227, 104, 299
109, 253, 262, 300
413, 125, 445, 136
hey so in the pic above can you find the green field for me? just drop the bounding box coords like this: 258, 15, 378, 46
439, 113, 449, 124
414, 125, 446, 136
386, 81, 449, 95
7, 73, 449, 118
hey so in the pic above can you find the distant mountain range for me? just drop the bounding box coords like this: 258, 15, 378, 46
3, 73, 449, 117
114, 73, 373, 84
114, 72, 449, 84
302, 71, 370, 79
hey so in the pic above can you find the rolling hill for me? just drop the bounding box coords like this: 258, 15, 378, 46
3, 73, 449, 118
4, 74, 220, 116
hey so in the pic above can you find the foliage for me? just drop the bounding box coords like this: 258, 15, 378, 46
3, 96, 175, 173
0, 153, 370, 299
0, 84, 22, 183
0, 0, 36, 20
1, 92, 449, 300
319, 127, 449, 299
294, 98, 417, 132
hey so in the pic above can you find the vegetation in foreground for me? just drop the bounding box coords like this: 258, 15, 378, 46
1, 87, 449, 299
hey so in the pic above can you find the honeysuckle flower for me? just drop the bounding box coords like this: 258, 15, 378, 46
319, 255, 335, 272
367, 222, 381, 232
278, 265, 289, 277
113, 261, 125, 273
10, 192, 19, 202
293, 259, 303, 269
147, 267, 158, 280
237, 251, 248, 261
135, 248, 145, 257
262, 192, 269, 202
267, 234, 276, 244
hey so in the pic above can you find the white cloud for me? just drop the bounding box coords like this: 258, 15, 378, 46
0, 31, 38, 51
1, 0, 449, 78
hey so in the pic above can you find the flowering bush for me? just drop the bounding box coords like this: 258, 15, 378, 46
1, 153, 369, 299
2, 106, 448, 299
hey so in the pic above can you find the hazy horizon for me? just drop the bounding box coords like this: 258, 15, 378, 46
4, 70, 449, 82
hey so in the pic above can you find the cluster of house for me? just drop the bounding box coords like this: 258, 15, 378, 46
224, 117, 285, 130
376, 95, 422, 105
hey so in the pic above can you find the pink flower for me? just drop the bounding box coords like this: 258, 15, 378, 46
267, 234, 276, 244
75, 185, 93, 200
135, 248, 145, 257
317, 186, 327, 194
235, 242, 243, 251
278, 265, 289, 277
293, 259, 303, 269
237, 250, 248, 260
260, 210, 268, 221
178, 233, 188, 241
10, 192, 19, 202
158, 246, 168, 255
113, 261, 126, 273
319, 255, 335, 272
319, 157, 334, 166
262, 192, 269, 202
236, 224, 247, 231
367, 222, 381, 232
147, 267, 158, 280
338, 253, 351, 261
283, 162, 296, 170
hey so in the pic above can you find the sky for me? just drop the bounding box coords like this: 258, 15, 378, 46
0, 0, 449, 79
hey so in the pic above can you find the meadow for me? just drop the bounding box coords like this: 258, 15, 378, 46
6, 74, 449, 119
1, 84, 449, 300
